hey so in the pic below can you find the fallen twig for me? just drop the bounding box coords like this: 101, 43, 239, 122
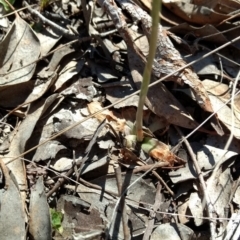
174, 126, 216, 240
143, 182, 162, 240
114, 164, 130, 240
107, 163, 158, 238
23, 1, 78, 39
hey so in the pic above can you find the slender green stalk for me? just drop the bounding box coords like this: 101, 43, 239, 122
135, 0, 161, 142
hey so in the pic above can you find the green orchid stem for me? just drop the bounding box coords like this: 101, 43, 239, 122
135, 0, 161, 142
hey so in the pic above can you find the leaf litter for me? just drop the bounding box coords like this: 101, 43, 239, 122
0, 0, 240, 239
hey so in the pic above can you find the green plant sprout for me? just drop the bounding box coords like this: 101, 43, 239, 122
50, 208, 63, 234
135, 0, 161, 142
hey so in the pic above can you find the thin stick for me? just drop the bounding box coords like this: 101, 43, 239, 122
46, 159, 79, 198
3, 0, 17, 13
107, 163, 158, 238
0, 4, 37, 19
143, 182, 162, 240
152, 170, 174, 196
126, 161, 174, 196
114, 164, 130, 240
23, 1, 77, 39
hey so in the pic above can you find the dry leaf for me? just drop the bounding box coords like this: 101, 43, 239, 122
2, 94, 58, 202
162, 0, 230, 25
209, 95, 240, 138
0, 17, 40, 86
141, 137, 186, 166
150, 223, 194, 240
0, 171, 25, 240
29, 176, 52, 240
87, 101, 126, 132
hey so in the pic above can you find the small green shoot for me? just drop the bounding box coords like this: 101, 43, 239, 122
50, 208, 64, 234
135, 0, 161, 142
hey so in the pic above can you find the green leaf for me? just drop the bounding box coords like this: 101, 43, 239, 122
0, 0, 15, 12
50, 208, 63, 233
